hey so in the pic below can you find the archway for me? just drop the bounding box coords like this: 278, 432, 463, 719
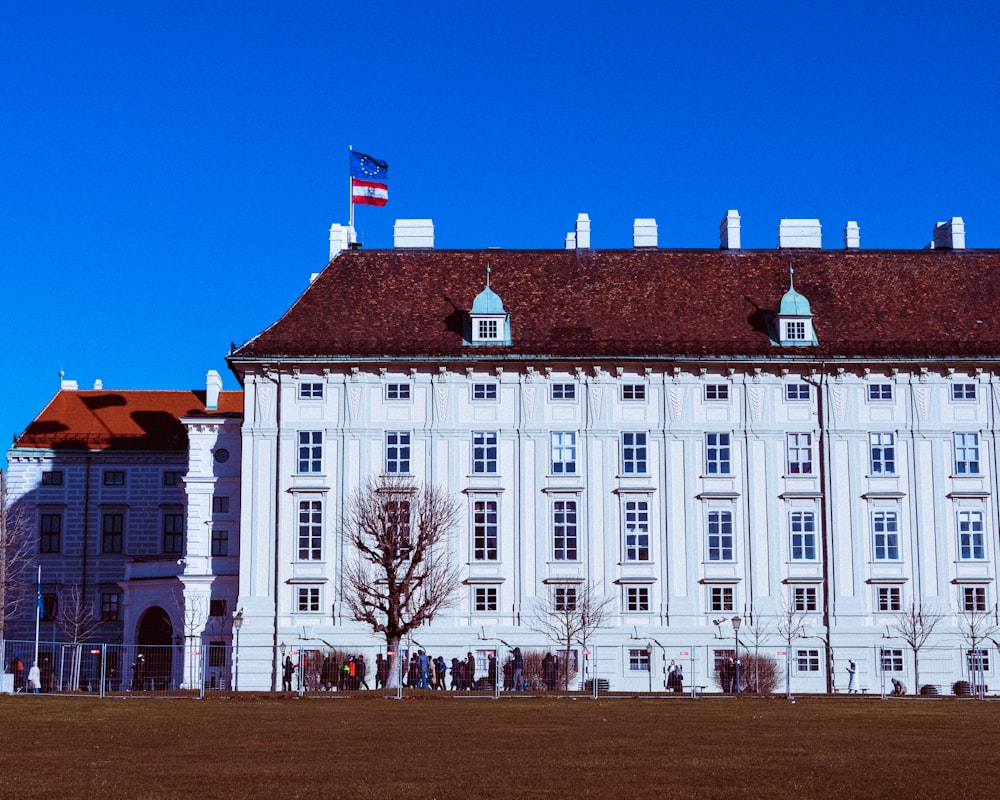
135, 606, 174, 690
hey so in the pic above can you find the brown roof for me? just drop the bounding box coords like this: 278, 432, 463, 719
15, 390, 243, 452
230, 248, 1000, 364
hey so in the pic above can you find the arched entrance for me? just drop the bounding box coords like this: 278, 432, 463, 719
135, 606, 174, 690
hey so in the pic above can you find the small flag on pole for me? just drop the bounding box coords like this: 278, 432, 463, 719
37, 569, 44, 620
350, 151, 388, 206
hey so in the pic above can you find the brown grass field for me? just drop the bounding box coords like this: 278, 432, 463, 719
1, 694, 998, 800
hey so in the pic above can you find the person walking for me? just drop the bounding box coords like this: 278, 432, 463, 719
282, 656, 295, 692
512, 647, 526, 691
846, 659, 857, 694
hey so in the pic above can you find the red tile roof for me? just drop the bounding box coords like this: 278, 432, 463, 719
14, 390, 243, 452
230, 248, 1000, 363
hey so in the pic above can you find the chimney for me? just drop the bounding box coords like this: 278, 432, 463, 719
574, 213, 591, 249
393, 219, 434, 248
59, 371, 78, 391
932, 217, 966, 249
564, 231, 576, 249
778, 219, 822, 248
844, 221, 860, 249
719, 210, 741, 249
93, 379, 103, 390
206, 370, 223, 411
329, 223, 352, 259
633, 218, 658, 248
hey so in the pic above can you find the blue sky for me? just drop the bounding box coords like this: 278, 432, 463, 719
3, 1, 999, 464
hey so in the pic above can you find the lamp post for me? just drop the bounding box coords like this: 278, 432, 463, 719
731, 615, 742, 696
232, 610, 243, 692
646, 643, 653, 693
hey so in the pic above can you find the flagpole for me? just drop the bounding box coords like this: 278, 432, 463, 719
34, 565, 41, 670
348, 145, 355, 244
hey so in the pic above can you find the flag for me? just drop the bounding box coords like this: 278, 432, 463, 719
350, 150, 388, 206
37, 571, 44, 620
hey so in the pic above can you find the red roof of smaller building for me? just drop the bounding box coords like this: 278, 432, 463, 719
14, 390, 243, 452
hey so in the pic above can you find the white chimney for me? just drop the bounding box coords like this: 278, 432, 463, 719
206, 370, 223, 411
932, 217, 965, 249
393, 219, 434, 248
93, 379, 103, 390
719, 210, 741, 249
778, 219, 822, 248
633, 218, 658, 248
844, 221, 860, 249
565, 232, 577, 249
59, 371, 78, 391
573, 213, 591, 249
329, 223, 352, 259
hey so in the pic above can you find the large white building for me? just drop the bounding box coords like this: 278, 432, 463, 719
7, 212, 1000, 693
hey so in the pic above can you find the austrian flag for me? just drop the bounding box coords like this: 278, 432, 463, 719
350, 150, 388, 206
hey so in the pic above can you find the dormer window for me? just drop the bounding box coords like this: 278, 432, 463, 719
467, 264, 512, 346
772, 266, 817, 347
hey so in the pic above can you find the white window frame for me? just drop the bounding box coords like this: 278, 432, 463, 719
624, 586, 650, 612
796, 649, 820, 672
473, 586, 498, 613
792, 586, 818, 612
296, 586, 321, 613
876, 586, 902, 612
472, 431, 499, 474
879, 648, 904, 672
628, 649, 651, 672
297, 431, 323, 474
958, 510, 986, 560
297, 498, 323, 561
709, 585, 734, 612
705, 383, 729, 401
623, 499, 650, 562
707, 509, 734, 561
298, 382, 324, 400
962, 585, 988, 612
705, 432, 731, 475
622, 383, 646, 401
622, 432, 648, 474
787, 433, 813, 475
550, 383, 576, 401
784, 321, 807, 342
954, 433, 981, 475
552, 499, 579, 561
385, 431, 411, 474
551, 431, 578, 474
869, 432, 896, 475
952, 383, 977, 401
553, 585, 577, 611
785, 383, 810, 401
477, 319, 499, 340
790, 510, 817, 560
472, 383, 497, 401
868, 383, 893, 401
385, 383, 411, 401
872, 510, 900, 561
472, 498, 499, 561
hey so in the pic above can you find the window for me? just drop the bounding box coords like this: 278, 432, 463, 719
622, 384, 646, 401
298, 500, 323, 560
954, 433, 981, 475
385, 432, 411, 474
784, 321, 807, 342
958, 510, 985, 560
790, 511, 816, 560
473, 499, 498, 561
551, 432, 577, 474
386, 499, 412, 552
629, 649, 651, 672
962, 586, 987, 612
705, 433, 731, 475
208, 641, 227, 668
39, 513, 61, 553
622, 432, 647, 474
163, 513, 184, 554
870, 433, 896, 474
876, 586, 902, 612
102, 513, 124, 554
296, 587, 321, 613
873, 511, 900, 560
707, 510, 734, 561
473, 383, 497, 401
472, 431, 498, 474
705, 384, 729, 401
212, 529, 229, 557
386, 383, 411, 400
41, 471, 63, 486
797, 649, 820, 671
551, 383, 575, 400
42, 594, 58, 621
967, 649, 990, 672
952, 383, 977, 401
623, 500, 650, 561
163, 471, 184, 486
879, 648, 904, 672
792, 586, 818, 612
625, 586, 650, 612
710, 586, 734, 612
553, 586, 577, 611
212, 496, 231, 514
787, 433, 813, 474
553, 500, 578, 560
868, 383, 893, 401
785, 383, 810, 401
299, 382, 324, 399
103, 470, 125, 486
101, 591, 120, 621
477, 319, 499, 340
209, 599, 228, 617
473, 586, 498, 612
297, 431, 323, 473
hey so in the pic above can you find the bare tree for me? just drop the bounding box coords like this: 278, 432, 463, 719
530, 581, 615, 691
891, 602, 943, 694
1, 469, 33, 639
54, 583, 104, 690
776, 600, 810, 700
741, 608, 773, 694
341, 476, 461, 689
957, 604, 999, 699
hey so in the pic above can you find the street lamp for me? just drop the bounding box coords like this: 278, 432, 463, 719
731, 615, 742, 696
232, 610, 244, 692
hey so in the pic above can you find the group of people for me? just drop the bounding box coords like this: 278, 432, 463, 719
393, 650, 493, 691
667, 660, 685, 692
5, 655, 43, 693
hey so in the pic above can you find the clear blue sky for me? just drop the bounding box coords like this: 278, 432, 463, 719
3, 1, 1000, 465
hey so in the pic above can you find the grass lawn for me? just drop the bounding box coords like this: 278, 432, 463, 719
1, 694, 998, 799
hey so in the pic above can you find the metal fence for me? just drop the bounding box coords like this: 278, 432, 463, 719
4, 638, 996, 699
